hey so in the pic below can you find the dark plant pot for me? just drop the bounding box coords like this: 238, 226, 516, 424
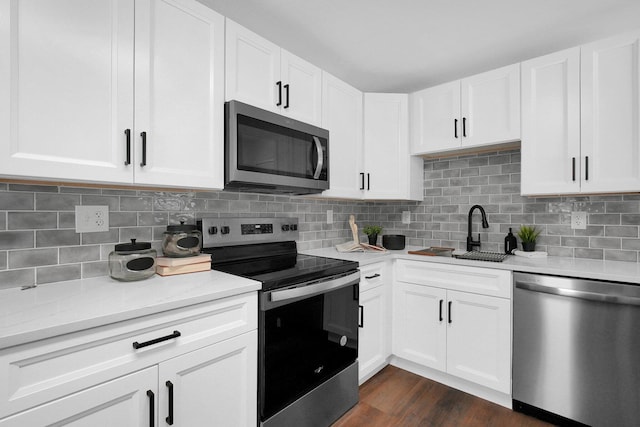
522, 241, 536, 252
367, 234, 378, 246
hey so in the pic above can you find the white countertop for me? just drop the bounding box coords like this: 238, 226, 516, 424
303, 246, 640, 285
0, 271, 261, 349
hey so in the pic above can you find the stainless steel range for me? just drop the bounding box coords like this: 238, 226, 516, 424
199, 217, 359, 427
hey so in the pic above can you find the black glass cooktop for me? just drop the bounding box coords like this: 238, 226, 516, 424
205, 241, 358, 291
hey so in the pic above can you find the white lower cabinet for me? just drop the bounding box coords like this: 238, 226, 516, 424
358, 262, 391, 383
0, 293, 258, 426
392, 261, 511, 395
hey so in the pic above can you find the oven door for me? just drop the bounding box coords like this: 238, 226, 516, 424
225, 100, 329, 194
259, 271, 359, 421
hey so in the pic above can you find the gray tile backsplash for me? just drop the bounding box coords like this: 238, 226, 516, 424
1, 147, 640, 288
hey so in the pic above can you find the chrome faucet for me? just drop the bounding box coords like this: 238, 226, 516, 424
467, 204, 489, 251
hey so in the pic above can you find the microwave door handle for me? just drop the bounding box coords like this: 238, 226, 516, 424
312, 136, 324, 179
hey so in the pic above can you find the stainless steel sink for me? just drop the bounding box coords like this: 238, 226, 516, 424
454, 251, 509, 262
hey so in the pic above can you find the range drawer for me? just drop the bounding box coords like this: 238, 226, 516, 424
0, 292, 257, 419
395, 260, 511, 298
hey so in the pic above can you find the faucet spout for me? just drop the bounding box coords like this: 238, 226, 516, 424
467, 205, 489, 251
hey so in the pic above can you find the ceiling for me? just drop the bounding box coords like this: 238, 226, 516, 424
198, 0, 640, 93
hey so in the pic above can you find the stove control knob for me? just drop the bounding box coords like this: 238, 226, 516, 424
281, 224, 290, 231
221, 226, 230, 235
290, 224, 298, 231
207, 226, 218, 235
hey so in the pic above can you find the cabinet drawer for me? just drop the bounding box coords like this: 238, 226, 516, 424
395, 260, 511, 298
0, 292, 257, 419
360, 262, 386, 292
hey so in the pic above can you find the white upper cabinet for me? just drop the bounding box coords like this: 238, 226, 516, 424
134, 0, 225, 189
225, 19, 322, 126
0, 0, 225, 189
521, 47, 581, 195
411, 63, 520, 155
0, 0, 134, 184
321, 73, 364, 199
364, 93, 423, 201
521, 30, 640, 195
581, 31, 640, 193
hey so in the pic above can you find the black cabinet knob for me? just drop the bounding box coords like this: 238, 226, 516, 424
221, 226, 230, 235
282, 224, 290, 231
208, 226, 217, 235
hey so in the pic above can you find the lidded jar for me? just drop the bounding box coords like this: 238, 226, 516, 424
108, 239, 157, 281
162, 221, 202, 257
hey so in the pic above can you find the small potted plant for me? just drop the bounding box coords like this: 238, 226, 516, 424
517, 225, 541, 252
362, 225, 383, 246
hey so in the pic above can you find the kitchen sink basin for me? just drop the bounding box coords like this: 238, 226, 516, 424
454, 251, 509, 262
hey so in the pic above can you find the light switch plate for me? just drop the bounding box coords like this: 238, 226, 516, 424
571, 211, 587, 230
327, 209, 333, 224
402, 211, 411, 224
75, 205, 109, 233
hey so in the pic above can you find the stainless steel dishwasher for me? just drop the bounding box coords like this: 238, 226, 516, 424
513, 272, 640, 427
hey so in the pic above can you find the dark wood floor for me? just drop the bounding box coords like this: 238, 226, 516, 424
333, 366, 554, 427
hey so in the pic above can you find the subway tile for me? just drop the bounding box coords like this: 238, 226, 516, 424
109, 212, 138, 227
561, 236, 589, 248
8, 212, 57, 230
588, 214, 621, 225
0, 251, 6, 269
604, 250, 637, 262
82, 195, 119, 211
59, 212, 76, 228
605, 225, 638, 238
207, 199, 230, 211
0, 231, 34, 250
0, 192, 34, 210
574, 248, 604, 260
547, 246, 574, 257
622, 239, 640, 250
460, 168, 479, 177
121, 196, 153, 211
0, 269, 35, 289
60, 245, 101, 263
82, 261, 109, 278
574, 225, 604, 237
37, 264, 82, 284
36, 229, 80, 247
468, 157, 488, 167
467, 176, 488, 186
60, 186, 101, 194
0, 213, 5, 230
35, 193, 80, 211
590, 237, 621, 249
606, 201, 640, 213
621, 214, 640, 225
479, 165, 501, 176
81, 229, 119, 245
8, 183, 57, 193
9, 248, 58, 268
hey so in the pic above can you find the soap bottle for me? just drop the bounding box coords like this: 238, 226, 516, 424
504, 228, 517, 254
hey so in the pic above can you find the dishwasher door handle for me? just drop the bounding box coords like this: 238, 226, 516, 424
516, 281, 640, 306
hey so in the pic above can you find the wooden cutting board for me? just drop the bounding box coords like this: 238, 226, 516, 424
407, 247, 455, 257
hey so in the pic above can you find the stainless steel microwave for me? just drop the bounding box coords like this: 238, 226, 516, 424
224, 100, 329, 195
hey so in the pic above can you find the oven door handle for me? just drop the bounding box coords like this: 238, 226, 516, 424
269, 271, 360, 303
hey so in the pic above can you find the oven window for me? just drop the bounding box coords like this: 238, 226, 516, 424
237, 114, 328, 181
260, 284, 358, 420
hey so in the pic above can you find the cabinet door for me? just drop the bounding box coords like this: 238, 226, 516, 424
280, 50, 322, 126
581, 30, 640, 193
0, 0, 134, 183
521, 48, 581, 195
392, 282, 446, 371
410, 81, 460, 154
461, 63, 520, 148
159, 331, 257, 427
446, 290, 511, 393
225, 19, 280, 112
133, 0, 224, 189
320, 73, 364, 198
0, 367, 157, 427
364, 93, 422, 200
358, 285, 389, 383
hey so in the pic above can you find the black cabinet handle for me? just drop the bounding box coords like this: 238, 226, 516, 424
124, 129, 131, 166
140, 131, 147, 167
454, 119, 458, 138
147, 390, 155, 427
132, 330, 181, 350
462, 117, 467, 137
284, 83, 290, 109
364, 273, 380, 279
165, 380, 174, 425
367, 173, 370, 190
448, 301, 452, 324
585, 156, 589, 181
358, 305, 364, 328
572, 157, 576, 181
360, 172, 365, 190
439, 299, 443, 322
276, 81, 282, 106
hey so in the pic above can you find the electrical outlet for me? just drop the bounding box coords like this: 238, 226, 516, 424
402, 211, 411, 224
327, 209, 333, 224
571, 211, 587, 230
75, 205, 109, 233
